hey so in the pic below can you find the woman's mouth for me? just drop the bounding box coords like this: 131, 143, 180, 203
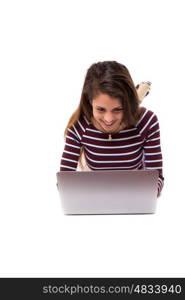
102, 121, 115, 127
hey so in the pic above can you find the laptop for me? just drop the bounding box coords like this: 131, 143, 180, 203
56, 170, 158, 215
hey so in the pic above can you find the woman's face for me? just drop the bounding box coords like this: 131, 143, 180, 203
91, 93, 124, 133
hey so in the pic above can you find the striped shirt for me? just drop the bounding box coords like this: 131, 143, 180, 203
60, 107, 164, 196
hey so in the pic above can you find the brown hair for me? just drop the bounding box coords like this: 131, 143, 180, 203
64, 61, 141, 169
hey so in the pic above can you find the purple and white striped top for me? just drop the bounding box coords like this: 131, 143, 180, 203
60, 106, 164, 196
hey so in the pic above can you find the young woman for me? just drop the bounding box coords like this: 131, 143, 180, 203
59, 61, 164, 197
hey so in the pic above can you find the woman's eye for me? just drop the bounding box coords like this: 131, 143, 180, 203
96, 108, 123, 112
114, 108, 124, 112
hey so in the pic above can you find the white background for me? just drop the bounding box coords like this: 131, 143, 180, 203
0, 0, 184, 277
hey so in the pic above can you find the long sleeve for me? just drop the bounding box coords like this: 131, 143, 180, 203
142, 113, 164, 197
60, 116, 87, 171
60, 127, 82, 171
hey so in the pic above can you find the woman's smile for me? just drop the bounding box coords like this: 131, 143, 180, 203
103, 120, 115, 125
102, 121, 115, 126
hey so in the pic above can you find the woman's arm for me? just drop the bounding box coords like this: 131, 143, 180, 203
142, 113, 164, 197
60, 126, 82, 171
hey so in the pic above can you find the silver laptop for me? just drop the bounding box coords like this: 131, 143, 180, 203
56, 170, 158, 215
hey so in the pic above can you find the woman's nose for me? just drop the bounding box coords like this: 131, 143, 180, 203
104, 114, 114, 123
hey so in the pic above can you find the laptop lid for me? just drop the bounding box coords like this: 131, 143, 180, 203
56, 170, 158, 215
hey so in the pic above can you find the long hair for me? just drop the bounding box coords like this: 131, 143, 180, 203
64, 61, 141, 169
